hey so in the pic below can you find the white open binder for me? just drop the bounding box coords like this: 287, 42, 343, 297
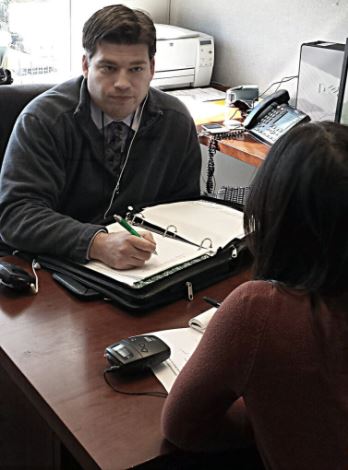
83, 199, 245, 288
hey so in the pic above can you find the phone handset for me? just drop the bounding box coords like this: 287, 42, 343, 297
0, 68, 13, 85
243, 89, 290, 129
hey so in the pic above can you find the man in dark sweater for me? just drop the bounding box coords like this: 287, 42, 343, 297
0, 5, 201, 269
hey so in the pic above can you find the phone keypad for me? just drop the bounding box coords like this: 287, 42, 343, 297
252, 106, 289, 144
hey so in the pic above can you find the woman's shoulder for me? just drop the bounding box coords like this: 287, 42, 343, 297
220, 280, 309, 322
210, 280, 276, 332
220, 280, 310, 331
227, 279, 276, 302
229, 279, 308, 303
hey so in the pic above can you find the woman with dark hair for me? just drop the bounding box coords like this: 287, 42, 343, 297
161, 122, 348, 469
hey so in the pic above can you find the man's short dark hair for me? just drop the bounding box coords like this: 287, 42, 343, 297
82, 4, 156, 59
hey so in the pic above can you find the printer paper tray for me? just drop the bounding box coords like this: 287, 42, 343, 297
152, 69, 195, 88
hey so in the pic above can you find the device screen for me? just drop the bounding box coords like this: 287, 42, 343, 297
202, 123, 224, 129
112, 343, 134, 360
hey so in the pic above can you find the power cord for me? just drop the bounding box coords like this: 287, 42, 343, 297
224, 106, 240, 122
103, 367, 168, 398
259, 75, 298, 98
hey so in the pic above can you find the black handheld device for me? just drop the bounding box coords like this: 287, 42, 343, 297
52, 272, 101, 299
201, 122, 230, 134
104, 335, 170, 375
0, 261, 35, 291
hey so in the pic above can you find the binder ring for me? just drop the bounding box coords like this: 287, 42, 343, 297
125, 206, 134, 222
163, 225, 177, 238
130, 213, 145, 225
199, 237, 213, 249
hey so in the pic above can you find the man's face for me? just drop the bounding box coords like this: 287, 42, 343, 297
82, 41, 155, 120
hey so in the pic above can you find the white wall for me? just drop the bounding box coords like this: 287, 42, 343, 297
170, 0, 348, 99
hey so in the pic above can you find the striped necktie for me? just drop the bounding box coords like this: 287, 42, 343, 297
105, 121, 130, 176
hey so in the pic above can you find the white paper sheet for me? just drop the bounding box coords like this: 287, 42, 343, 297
151, 307, 217, 392
83, 224, 211, 286
140, 200, 244, 250
166, 87, 226, 102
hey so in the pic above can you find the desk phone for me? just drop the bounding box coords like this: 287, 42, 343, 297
243, 89, 310, 145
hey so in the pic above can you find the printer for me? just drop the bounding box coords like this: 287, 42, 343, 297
151, 24, 214, 90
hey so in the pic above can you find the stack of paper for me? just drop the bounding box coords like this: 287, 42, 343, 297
151, 307, 217, 392
165, 87, 226, 124
166, 87, 226, 102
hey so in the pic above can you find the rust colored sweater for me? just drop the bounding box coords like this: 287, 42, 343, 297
161, 280, 348, 470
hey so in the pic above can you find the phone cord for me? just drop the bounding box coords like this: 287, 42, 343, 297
206, 136, 217, 195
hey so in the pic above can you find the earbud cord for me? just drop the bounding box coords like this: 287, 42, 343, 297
11, 249, 39, 294
31, 259, 40, 294
103, 368, 168, 398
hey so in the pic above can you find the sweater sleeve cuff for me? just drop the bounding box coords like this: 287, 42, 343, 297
86, 228, 107, 261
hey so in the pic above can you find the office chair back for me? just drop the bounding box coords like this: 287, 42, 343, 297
0, 83, 53, 167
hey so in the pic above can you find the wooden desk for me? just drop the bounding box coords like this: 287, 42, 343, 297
193, 98, 270, 168
0, 256, 250, 469
199, 130, 270, 168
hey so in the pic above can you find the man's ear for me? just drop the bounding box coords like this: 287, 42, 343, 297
82, 54, 89, 78
150, 57, 155, 77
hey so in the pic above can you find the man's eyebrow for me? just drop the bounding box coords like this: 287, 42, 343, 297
97, 59, 148, 66
128, 60, 148, 66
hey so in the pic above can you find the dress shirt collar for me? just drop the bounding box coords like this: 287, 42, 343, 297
90, 99, 143, 131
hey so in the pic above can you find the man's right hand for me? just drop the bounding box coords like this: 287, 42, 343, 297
89, 230, 157, 269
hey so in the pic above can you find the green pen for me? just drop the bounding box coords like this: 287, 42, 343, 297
113, 215, 158, 255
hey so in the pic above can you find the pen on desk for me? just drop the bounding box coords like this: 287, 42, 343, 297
113, 214, 158, 255
203, 296, 221, 308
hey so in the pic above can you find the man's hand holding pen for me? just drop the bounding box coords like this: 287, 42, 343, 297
89, 228, 157, 270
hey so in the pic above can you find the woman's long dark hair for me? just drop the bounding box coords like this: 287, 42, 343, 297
244, 121, 348, 297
